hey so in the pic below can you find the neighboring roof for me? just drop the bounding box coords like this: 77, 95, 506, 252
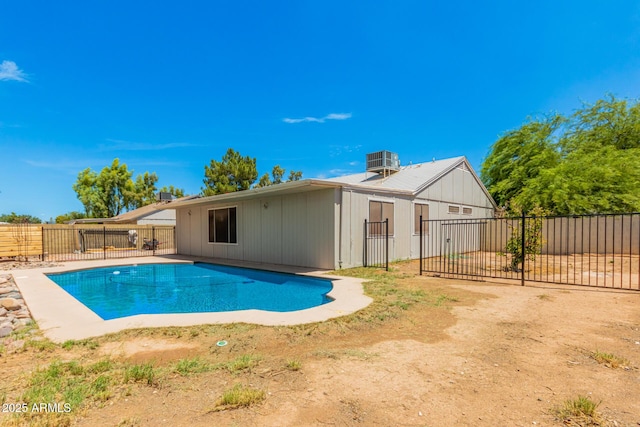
70, 195, 200, 224
166, 156, 497, 209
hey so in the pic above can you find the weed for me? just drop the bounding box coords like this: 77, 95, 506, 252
537, 294, 553, 301
88, 358, 114, 374
212, 384, 266, 411
117, 417, 141, 426
591, 350, 629, 368
313, 349, 339, 359
123, 363, 159, 386
285, 359, 302, 371
222, 354, 261, 373
555, 395, 602, 424
27, 338, 57, 352
174, 357, 213, 376
61, 338, 99, 350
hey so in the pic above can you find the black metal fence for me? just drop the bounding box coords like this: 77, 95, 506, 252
42, 226, 176, 261
364, 219, 389, 271
420, 213, 640, 290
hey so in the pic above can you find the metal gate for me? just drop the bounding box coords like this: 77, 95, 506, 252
420, 217, 488, 280
364, 219, 389, 271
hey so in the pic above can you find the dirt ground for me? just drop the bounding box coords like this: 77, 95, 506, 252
1, 261, 639, 426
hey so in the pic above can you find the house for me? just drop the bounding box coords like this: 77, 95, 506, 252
70, 195, 199, 225
167, 153, 497, 270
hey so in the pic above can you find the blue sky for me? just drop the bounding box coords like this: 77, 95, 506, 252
1, 1, 640, 221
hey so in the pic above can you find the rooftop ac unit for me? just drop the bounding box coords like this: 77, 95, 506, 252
366, 150, 400, 174
157, 192, 173, 201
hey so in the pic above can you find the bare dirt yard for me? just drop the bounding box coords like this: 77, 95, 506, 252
1, 261, 639, 426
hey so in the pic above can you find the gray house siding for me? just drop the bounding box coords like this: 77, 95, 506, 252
410, 167, 495, 259
175, 188, 336, 269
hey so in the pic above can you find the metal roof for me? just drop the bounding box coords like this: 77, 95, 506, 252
165, 156, 496, 209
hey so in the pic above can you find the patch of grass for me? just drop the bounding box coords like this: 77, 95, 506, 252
26, 338, 57, 352
222, 354, 261, 373
329, 265, 459, 325
90, 375, 112, 402
342, 349, 378, 360
61, 338, 99, 350
212, 384, 266, 411
22, 361, 90, 411
88, 358, 114, 374
591, 350, 629, 369
174, 357, 213, 376
555, 395, 603, 425
537, 294, 553, 301
285, 359, 302, 371
123, 363, 159, 386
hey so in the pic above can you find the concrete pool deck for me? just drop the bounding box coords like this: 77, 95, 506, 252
2, 256, 372, 343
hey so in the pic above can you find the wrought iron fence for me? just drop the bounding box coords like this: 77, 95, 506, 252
42, 226, 176, 261
364, 219, 389, 270
420, 213, 640, 290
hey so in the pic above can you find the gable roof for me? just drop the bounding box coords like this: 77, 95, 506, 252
166, 156, 496, 209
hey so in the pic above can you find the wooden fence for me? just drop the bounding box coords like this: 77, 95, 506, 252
0, 224, 175, 260
0, 224, 43, 258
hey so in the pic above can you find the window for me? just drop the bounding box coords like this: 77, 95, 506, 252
368, 200, 394, 236
414, 203, 429, 234
463, 207, 473, 215
448, 205, 460, 214
208, 207, 237, 243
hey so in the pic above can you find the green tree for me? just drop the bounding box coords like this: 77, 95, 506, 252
481, 96, 640, 215
481, 114, 563, 211
255, 165, 303, 188
0, 212, 42, 224
132, 172, 159, 209
287, 170, 303, 181
73, 159, 135, 218
202, 148, 258, 196
55, 211, 86, 224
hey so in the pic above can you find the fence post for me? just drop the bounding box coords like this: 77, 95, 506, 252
152, 226, 156, 256
521, 211, 526, 286
364, 219, 368, 267
419, 215, 423, 275
103, 226, 107, 260
385, 218, 389, 271
41, 226, 46, 261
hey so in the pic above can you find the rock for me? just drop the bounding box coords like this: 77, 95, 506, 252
0, 325, 13, 338
0, 287, 12, 295
7, 339, 25, 352
0, 307, 7, 317
16, 310, 31, 319
0, 298, 21, 311
0, 277, 8, 285
16, 318, 32, 327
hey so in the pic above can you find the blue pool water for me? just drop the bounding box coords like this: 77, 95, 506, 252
46, 263, 333, 320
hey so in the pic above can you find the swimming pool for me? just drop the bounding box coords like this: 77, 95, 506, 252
46, 262, 334, 320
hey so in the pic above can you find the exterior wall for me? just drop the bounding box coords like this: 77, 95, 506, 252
411, 167, 495, 258
175, 188, 336, 269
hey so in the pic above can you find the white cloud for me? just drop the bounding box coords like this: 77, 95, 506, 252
0, 60, 28, 82
283, 112, 352, 124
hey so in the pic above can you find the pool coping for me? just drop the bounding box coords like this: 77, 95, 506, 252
2, 256, 373, 343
